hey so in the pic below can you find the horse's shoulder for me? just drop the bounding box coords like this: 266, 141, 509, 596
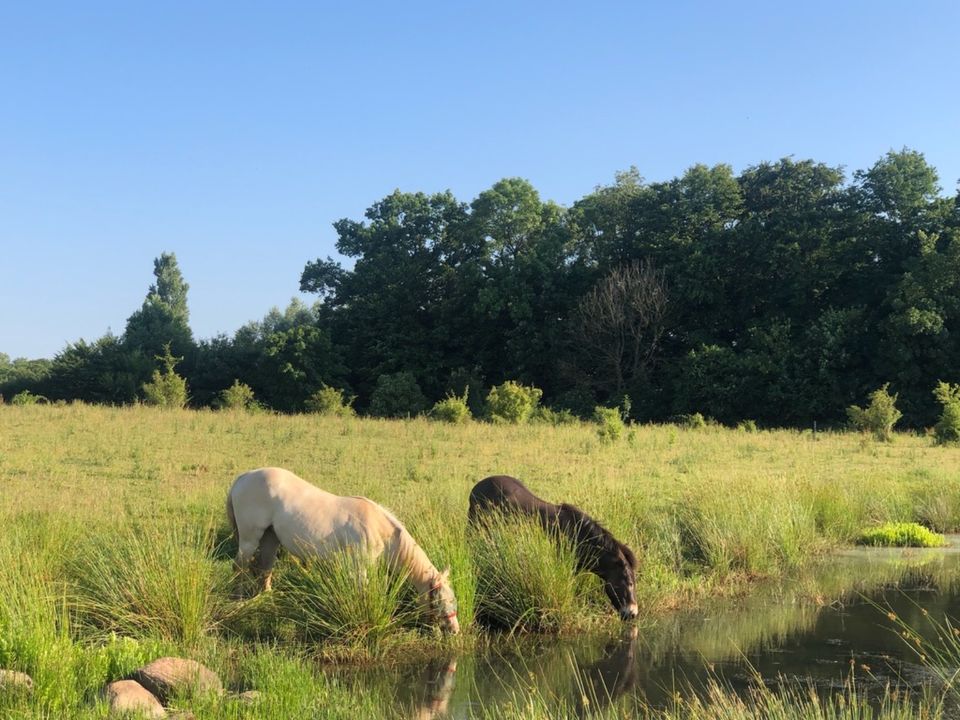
348, 496, 403, 535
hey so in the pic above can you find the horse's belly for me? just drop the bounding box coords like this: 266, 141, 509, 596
274, 511, 373, 560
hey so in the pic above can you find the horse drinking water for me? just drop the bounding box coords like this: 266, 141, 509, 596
227, 467, 459, 635
469, 475, 638, 620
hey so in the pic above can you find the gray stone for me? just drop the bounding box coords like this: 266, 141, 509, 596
129, 657, 222, 704
228, 690, 262, 704
0, 669, 34, 693
102, 679, 166, 718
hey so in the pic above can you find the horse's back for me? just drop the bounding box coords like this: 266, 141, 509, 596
469, 475, 544, 519
229, 467, 395, 558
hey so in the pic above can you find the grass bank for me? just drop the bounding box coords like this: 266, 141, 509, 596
1, 404, 959, 716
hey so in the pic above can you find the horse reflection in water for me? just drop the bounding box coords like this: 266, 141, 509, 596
408, 656, 458, 720
470, 626, 642, 717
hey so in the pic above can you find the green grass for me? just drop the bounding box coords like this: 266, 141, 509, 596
2, 403, 960, 717
469, 514, 599, 633
856, 522, 947, 548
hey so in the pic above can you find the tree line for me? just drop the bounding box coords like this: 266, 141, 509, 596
3, 149, 959, 428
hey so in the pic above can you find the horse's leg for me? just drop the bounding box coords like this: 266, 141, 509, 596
235, 526, 267, 584
255, 527, 281, 592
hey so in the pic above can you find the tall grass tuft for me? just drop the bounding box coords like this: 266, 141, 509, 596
67, 519, 231, 647
468, 514, 593, 633
271, 549, 415, 651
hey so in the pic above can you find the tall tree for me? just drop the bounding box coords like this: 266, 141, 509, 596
124, 252, 194, 359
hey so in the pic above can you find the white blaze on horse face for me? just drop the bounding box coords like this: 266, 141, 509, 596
431, 570, 460, 635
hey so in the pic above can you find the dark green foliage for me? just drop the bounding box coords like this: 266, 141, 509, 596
9, 150, 960, 427
368, 372, 428, 418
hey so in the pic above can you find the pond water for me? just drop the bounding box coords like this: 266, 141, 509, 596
334, 541, 960, 717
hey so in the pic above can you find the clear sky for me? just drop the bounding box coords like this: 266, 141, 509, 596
2, 1, 958, 359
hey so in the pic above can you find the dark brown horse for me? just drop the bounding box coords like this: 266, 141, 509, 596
468, 475, 638, 620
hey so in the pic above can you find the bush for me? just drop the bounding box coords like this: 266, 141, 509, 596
681, 412, 709, 429
933, 381, 960, 445
593, 406, 624, 443
531, 406, 580, 426
485, 381, 542, 424
305, 384, 356, 417
430, 389, 471, 424
737, 419, 759, 433
856, 522, 946, 548
142, 344, 189, 409
217, 380, 258, 411
10, 390, 43, 406
847, 383, 901, 441
368, 372, 428, 418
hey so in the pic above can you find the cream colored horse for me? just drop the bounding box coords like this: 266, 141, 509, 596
226, 467, 459, 634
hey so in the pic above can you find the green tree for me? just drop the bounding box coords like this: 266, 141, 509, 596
932, 381, 960, 445
368, 372, 428, 418
124, 252, 194, 366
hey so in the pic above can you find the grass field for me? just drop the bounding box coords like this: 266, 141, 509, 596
2, 403, 960, 717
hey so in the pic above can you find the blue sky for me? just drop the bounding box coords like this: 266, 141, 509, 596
2, 1, 958, 359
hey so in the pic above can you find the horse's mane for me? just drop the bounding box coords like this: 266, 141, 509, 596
558, 503, 637, 569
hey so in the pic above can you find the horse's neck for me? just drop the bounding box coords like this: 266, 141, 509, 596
388, 525, 438, 592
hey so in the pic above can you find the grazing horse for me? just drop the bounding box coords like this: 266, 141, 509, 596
227, 467, 459, 635
468, 475, 638, 620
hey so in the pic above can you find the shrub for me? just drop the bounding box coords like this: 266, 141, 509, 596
856, 522, 946, 548
217, 379, 259, 411
737, 419, 759, 433
847, 384, 901, 441
305, 384, 356, 417
485, 381, 542, 424
593, 406, 624, 443
10, 390, 42, 406
531, 406, 580, 425
368, 372, 428, 418
681, 412, 708, 429
430, 389, 471, 424
933, 381, 960, 445
142, 344, 188, 409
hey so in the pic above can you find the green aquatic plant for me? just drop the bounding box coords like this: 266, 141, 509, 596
856, 522, 946, 548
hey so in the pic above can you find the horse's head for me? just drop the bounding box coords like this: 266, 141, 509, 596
597, 544, 638, 621
427, 567, 460, 635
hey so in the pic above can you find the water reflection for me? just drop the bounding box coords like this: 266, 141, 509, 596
338, 543, 960, 717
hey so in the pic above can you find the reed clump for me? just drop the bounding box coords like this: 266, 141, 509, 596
468, 514, 597, 633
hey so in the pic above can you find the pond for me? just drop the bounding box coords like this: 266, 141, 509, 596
333, 541, 960, 717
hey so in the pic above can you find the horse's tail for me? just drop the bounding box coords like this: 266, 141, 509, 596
225, 490, 239, 540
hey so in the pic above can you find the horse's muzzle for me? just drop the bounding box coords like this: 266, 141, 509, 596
620, 603, 639, 621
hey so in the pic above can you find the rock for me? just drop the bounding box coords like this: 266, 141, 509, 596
0, 669, 34, 693
129, 657, 222, 704
228, 690, 262, 704
102, 680, 166, 718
